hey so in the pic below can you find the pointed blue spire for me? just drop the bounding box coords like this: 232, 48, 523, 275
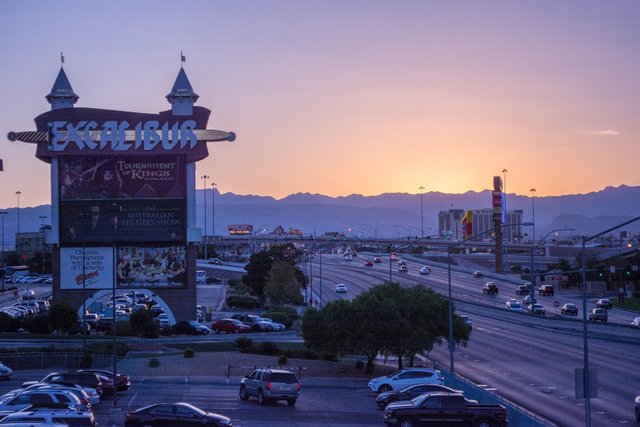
46, 67, 79, 110
166, 68, 199, 116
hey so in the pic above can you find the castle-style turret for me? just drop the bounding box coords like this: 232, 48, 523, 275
166, 68, 199, 116
45, 67, 79, 110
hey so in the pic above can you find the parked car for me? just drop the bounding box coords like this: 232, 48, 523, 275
472, 271, 483, 278
538, 285, 555, 296
630, 317, 640, 328
505, 300, 523, 312
124, 402, 232, 426
589, 308, 608, 322
239, 368, 300, 406
515, 284, 532, 295
561, 303, 578, 315
482, 282, 498, 295
383, 392, 508, 427
208, 258, 223, 265
528, 303, 546, 315
596, 298, 613, 309
260, 317, 285, 331
368, 368, 444, 393
20, 382, 99, 405
419, 266, 431, 275
0, 406, 97, 426
375, 384, 476, 408
211, 319, 252, 334
0, 389, 85, 413
335, 283, 348, 293
0, 363, 11, 380
156, 313, 171, 328
635, 394, 640, 422
230, 314, 272, 332
77, 369, 131, 392
22, 371, 109, 397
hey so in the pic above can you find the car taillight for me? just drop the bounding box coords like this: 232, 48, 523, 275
266, 382, 271, 391
297, 383, 300, 391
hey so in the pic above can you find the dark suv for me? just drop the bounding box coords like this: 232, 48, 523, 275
239, 368, 300, 406
515, 284, 532, 295
22, 372, 110, 397
482, 282, 499, 295
538, 285, 555, 296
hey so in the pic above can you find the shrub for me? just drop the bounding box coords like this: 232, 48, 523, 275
115, 320, 133, 337
257, 341, 279, 356
24, 313, 51, 334
277, 354, 288, 365
149, 358, 160, 367
130, 309, 159, 338
48, 303, 79, 334
184, 348, 195, 358
355, 360, 364, 370
160, 326, 173, 336
0, 312, 21, 333
233, 337, 253, 352
226, 295, 261, 309
320, 352, 338, 362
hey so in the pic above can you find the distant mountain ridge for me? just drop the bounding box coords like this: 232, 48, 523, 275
2, 185, 640, 246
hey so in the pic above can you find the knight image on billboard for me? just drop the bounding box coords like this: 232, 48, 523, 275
59, 155, 185, 200
60, 247, 113, 290
116, 246, 186, 288
59, 199, 185, 244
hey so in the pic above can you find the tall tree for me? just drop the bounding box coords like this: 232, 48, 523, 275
242, 243, 305, 299
265, 261, 304, 306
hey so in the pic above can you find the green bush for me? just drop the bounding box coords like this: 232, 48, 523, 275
226, 295, 261, 309
160, 326, 173, 336
320, 352, 338, 362
257, 341, 280, 356
261, 306, 300, 328
277, 354, 288, 365
233, 337, 253, 352
149, 358, 160, 367
0, 312, 21, 333
24, 313, 51, 334
130, 309, 159, 338
115, 320, 133, 337
184, 348, 195, 358
355, 360, 364, 370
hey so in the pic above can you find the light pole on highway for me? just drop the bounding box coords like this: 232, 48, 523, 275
580, 215, 640, 427
447, 223, 533, 372
419, 186, 425, 239
201, 175, 209, 260
0, 211, 6, 293
38, 216, 47, 274
211, 182, 217, 249
15, 191, 21, 234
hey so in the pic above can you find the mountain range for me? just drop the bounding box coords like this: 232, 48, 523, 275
2, 185, 640, 246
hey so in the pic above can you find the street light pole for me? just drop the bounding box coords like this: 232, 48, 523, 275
201, 175, 209, 260
39, 216, 47, 275
108, 203, 121, 409
0, 211, 6, 293
528, 188, 536, 307
211, 182, 217, 252
419, 186, 425, 239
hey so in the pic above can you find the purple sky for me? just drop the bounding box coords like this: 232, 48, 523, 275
1, 0, 639, 208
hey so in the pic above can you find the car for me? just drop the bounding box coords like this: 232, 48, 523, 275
373, 257, 382, 264
596, 298, 613, 309
125, 402, 232, 426
561, 303, 578, 315
364, 261, 374, 267
83, 313, 100, 329
260, 317, 286, 331
482, 282, 498, 295
156, 313, 171, 328
472, 271, 483, 278
22, 371, 110, 397
375, 384, 476, 408
172, 320, 211, 335
589, 308, 608, 322
208, 258, 223, 265
344, 254, 353, 261
635, 394, 640, 422
239, 368, 300, 406
397, 264, 408, 273
211, 318, 252, 334
538, 285, 555, 296
14, 383, 95, 409
0, 406, 97, 427
458, 315, 472, 330
398, 260, 407, 267
368, 368, 444, 393
631, 317, 640, 328
0, 363, 11, 380
188, 320, 212, 335
336, 283, 348, 293
77, 369, 131, 391
515, 284, 532, 295
0, 389, 85, 413
230, 314, 272, 331
419, 266, 431, 275
505, 300, 523, 312
528, 303, 546, 315
522, 295, 537, 306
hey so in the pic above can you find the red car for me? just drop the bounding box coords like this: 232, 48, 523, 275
364, 261, 373, 267
211, 318, 252, 334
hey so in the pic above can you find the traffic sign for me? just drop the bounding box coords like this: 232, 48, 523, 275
553, 300, 560, 307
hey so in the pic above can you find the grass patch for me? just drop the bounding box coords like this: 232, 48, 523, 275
618, 297, 640, 312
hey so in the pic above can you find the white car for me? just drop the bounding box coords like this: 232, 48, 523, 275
368, 368, 444, 393
630, 317, 640, 328
505, 300, 523, 312
261, 317, 286, 331
335, 284, 348, 293
419, 266, 431, 275
157, 313, 171, 328
0, 362, 12, 380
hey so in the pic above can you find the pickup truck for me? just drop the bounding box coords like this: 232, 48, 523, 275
383, 392, 508, 427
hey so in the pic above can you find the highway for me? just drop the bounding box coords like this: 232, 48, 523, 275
306, 253, 640, 426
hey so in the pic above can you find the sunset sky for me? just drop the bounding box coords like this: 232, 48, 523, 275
1, 0, 639, 208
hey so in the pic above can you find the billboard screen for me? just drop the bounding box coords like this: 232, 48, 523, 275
59, 155, 185, 200
228, 224, 253, 235
60, 199, 186, 244
116, 246, 187, 288
60, 247, 113, 290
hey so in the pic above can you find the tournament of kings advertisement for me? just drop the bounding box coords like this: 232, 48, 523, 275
60, 247, 113, 290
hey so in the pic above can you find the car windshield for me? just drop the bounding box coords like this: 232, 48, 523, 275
510, 303, 521, 309
410, 393, 429, 406
566, 304, 576, 309
178, 403, 206, 416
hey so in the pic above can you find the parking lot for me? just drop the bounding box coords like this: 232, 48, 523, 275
1, 371, 385, 426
